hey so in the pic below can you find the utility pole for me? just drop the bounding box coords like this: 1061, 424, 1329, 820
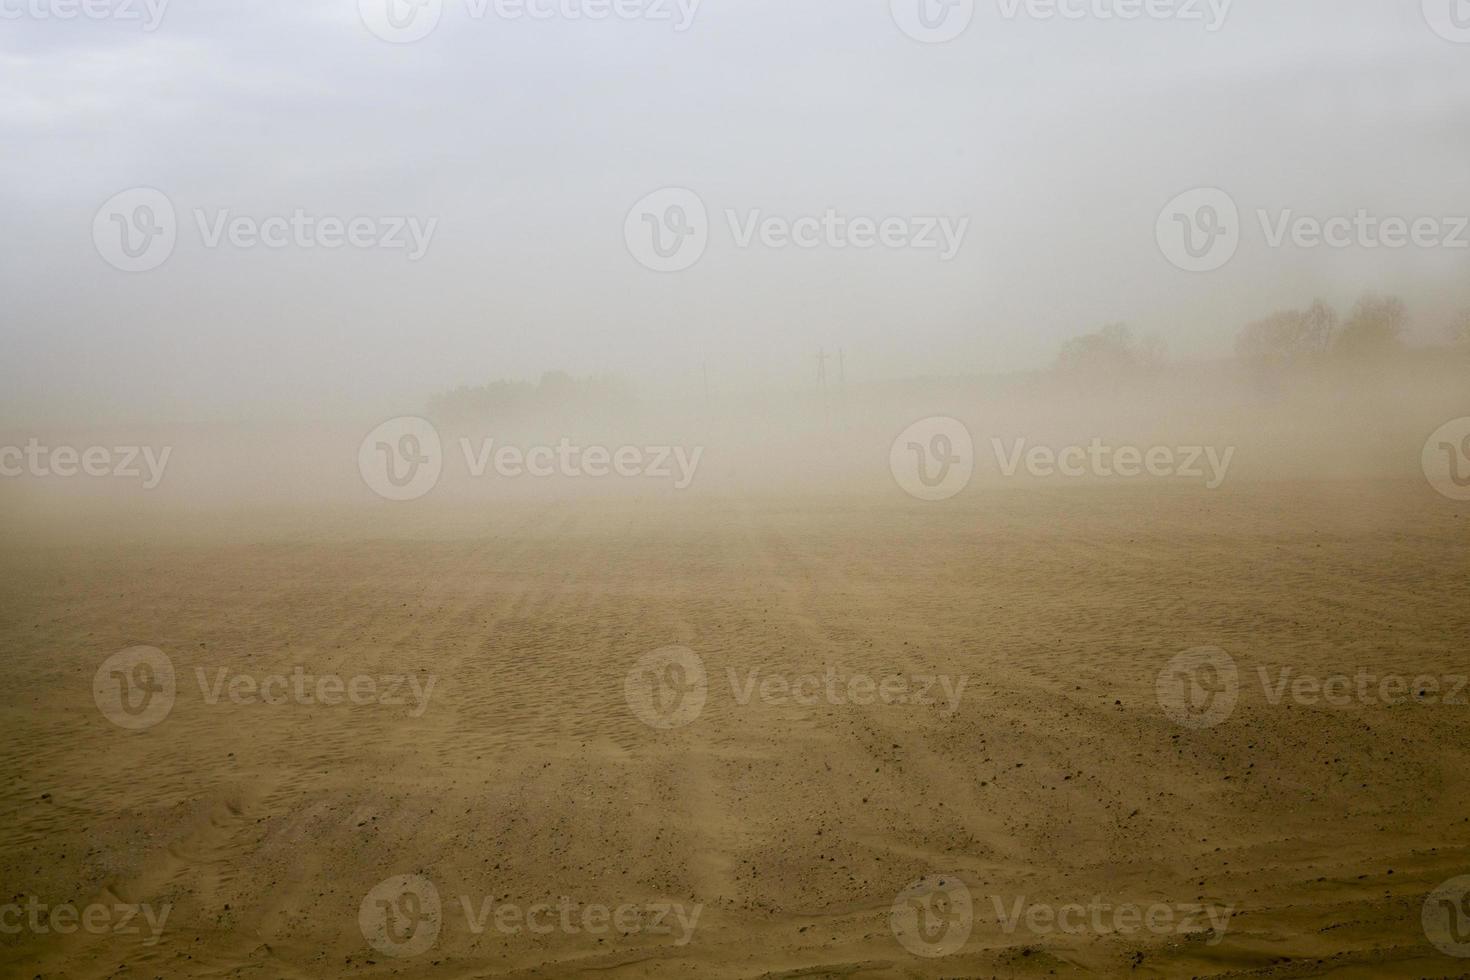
816, 348, 829, 428
837, 347, 846, 428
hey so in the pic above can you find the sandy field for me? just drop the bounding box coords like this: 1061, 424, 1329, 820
3, 481, 1469, 978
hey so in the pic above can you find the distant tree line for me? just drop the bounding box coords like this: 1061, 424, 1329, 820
1234, 294, 1410, 372
1052, 294, 1468, 383
427, 371, 636, 422
1054, 322, 1167, 380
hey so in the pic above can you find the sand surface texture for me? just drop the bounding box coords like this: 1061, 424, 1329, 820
4, 482, 1468, 978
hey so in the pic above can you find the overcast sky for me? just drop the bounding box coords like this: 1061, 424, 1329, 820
3, 0, 1468, 423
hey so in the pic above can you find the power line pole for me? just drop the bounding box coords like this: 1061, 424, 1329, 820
816, 348, 829, 428
837, 347, 846, 428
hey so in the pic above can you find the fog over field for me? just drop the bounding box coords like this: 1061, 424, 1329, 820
3, 329, 1467, 517
4, 0, 1470, 425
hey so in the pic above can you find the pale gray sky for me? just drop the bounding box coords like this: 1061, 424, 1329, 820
3, 0, 1468, 423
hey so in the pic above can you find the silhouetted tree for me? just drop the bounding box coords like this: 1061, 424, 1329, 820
1235, 299, 1337, 373
1055, 323, 1165, 380
427, 372, 636, 422
1333, 294, 1406, 360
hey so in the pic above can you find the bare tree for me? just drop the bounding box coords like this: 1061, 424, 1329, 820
428, 372, 636, 422
1333, 294, 1407, 360
1235, 299, 1337, 373
1056, 322, 1165, 380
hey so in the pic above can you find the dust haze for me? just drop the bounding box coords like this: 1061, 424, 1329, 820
4, 2, 1470, 978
